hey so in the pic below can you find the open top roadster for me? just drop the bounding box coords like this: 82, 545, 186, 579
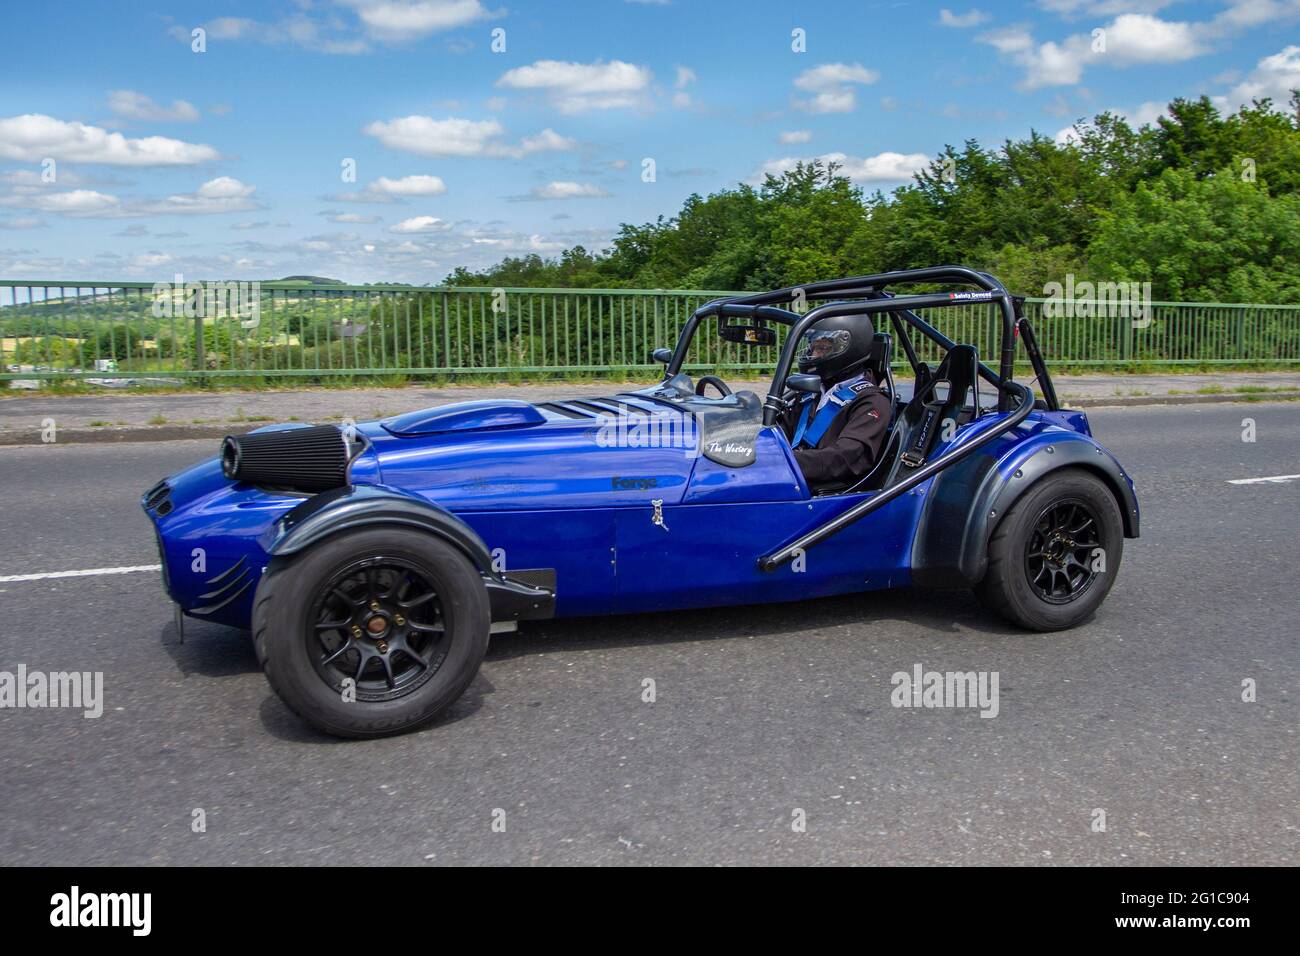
143, 266, 1139, 737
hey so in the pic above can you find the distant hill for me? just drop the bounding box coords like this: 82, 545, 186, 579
276, 275, 345, 286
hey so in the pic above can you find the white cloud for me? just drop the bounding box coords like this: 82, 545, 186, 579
1216, 43, 1300, 110
371, 174, 447, 197
980, 14, 1205, 89
1, 176, 262, 219
987, 2, 1300, 89
339, 1, 496, 40
1, 188, 121, 216
107, 90, 200, 122
672, 65, 697, 108
751, 151, 928, 184
364, 116, 576, 158
527, 181, 611, 200
518, 128, 578, 153
779, 130, 812, 144
939, 8, 990, 28
793, 62, 880, 113
0, 114, 219, 165
496, 59, 652, 112
144, 177, 261, 215
131, 252, 175, 269
327, 176, 449, 204
1106, 14, 1205, 64
328, 212, 383, 223
390, 215, 449, 233
176, 14, 372, 54
1036, 0, 1179, 15
0, 217, 45, 230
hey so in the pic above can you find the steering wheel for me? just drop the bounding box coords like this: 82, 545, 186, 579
695, 375, 732, 398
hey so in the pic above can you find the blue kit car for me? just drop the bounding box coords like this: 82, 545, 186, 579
143, 267, 1139, 737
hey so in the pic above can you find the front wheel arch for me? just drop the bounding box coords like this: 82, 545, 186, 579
266, 484, 494, 575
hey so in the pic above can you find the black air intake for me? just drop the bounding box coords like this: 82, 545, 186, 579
221, 425, 352, 492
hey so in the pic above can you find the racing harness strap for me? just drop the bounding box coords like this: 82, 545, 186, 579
887, 345, 979, 483
792, 378, 873, 449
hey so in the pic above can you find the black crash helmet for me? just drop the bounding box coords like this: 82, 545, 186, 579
796, 313, 875, 379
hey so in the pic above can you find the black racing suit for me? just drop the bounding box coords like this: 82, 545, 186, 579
786, 374, 892, 491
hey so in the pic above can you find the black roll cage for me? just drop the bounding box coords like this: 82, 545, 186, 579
665, 265, 1060, 423
662, 265, 1062, 571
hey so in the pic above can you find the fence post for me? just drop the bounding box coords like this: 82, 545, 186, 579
193, 309, 206, 386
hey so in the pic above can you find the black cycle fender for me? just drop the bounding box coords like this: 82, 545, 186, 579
262, 484, 554, 622
911, 436, 1140, 589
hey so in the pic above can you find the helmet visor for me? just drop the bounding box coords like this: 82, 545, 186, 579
798, 328, 851, 366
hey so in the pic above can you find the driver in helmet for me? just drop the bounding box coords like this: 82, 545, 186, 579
785, 314, 892, 492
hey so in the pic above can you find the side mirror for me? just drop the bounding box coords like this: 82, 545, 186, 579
651, 348, 673, 364
785, 373, 822, 394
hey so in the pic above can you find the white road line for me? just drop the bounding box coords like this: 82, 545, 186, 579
1226, 473, 1300, 485
0, 564, 160, 583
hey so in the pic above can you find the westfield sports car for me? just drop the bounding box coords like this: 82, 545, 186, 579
142, 267, 1139, 737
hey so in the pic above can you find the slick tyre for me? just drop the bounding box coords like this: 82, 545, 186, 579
253, 527, 490, 738
975, 468, 1124, 632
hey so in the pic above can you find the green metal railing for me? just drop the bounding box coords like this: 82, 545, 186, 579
2, 280, 1298, 383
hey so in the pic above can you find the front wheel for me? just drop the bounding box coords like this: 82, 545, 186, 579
253, 527, 490, 738
975, 468, 1124, 631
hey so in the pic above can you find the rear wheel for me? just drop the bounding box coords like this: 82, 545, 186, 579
975, 468, 1123, 631
253, 527, 490, 738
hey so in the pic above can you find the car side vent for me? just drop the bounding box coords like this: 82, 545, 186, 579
144, 480, 173, 516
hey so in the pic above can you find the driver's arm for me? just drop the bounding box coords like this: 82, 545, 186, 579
792, 391, 891, 486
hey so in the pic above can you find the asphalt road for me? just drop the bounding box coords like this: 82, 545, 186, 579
0, 402, 1296, 866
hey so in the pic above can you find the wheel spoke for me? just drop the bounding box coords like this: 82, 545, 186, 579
322, 639, 354, 667
393, 636, 429, 670
315, 617, 350, 632
400, 590, 438, 609
379, 653, 397, 689
379, 569, 402, 600
331, 586, 364, 608
354, 649, 375, 682
407, 619, 444, 634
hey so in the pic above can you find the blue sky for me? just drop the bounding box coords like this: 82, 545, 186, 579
1, 0, 1297, 283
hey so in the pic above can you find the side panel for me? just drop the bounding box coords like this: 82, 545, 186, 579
610, 492, 922, 615
458, 509, 618, 616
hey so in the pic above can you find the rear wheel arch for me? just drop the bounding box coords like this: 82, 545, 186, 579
912, 439, 1138, 588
